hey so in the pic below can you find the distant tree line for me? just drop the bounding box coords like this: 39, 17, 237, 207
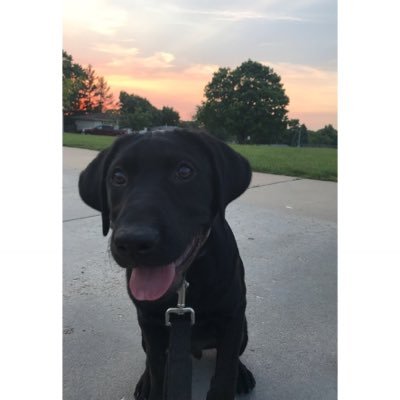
63, 52, 336, 146
118, 91, 180, 130
279, 119, 337, 148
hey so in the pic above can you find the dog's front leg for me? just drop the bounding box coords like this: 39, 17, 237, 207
140, 322, 168, 400
206, 311, 245, 400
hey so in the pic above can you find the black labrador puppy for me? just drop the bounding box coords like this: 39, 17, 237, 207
78, 129, 256, 400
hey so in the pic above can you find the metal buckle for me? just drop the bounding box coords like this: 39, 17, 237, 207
165, 307, 195, 326
165, 280, 195, 326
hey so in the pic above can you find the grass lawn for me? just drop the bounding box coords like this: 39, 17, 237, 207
231, 144, 337, 181
63, 133, 337, 182
63, 132, 115, 151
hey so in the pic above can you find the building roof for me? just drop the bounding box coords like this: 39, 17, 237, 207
71, 113, 118, 122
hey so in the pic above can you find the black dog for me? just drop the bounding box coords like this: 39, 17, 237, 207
78, 129, 256, 400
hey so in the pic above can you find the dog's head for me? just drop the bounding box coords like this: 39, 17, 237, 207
79, 129, 251, 302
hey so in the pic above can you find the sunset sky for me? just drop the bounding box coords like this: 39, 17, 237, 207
63, 0, 337, 130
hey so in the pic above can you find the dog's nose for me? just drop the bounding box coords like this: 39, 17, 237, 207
114, 226, 160, 255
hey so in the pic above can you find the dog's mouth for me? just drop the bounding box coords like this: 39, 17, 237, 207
129, 230, 210, 302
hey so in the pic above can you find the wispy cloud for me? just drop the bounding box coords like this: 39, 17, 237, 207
150, 5, 304, 22
190, 9, 304, 22
93, 43, 176, 74
183, 64, 220, 77
93, 44, 140, 56
141, 52, 176, 69
263, 61, 337, 115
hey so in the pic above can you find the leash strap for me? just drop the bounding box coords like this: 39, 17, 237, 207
164, 315, 192, 400
163, 280, 194, 400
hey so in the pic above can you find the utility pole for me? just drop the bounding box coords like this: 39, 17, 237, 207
297, 127, 301, 147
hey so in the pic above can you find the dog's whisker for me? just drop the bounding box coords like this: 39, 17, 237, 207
106, 240, 120, 271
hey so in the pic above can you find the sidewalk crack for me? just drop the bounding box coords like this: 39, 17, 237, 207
63, 214, 100, 223
249, 177, 302, 189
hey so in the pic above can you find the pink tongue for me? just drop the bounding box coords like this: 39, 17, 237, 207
129, 264, 176, 301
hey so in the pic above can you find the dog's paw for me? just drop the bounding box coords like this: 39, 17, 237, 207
134, 370, 150, 400
236, 360, 256, 394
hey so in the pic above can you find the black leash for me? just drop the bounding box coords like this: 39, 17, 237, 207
163, 281, 195, 400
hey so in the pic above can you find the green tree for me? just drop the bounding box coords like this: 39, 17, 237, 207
80, 64, 98, 112
309, 124, 337, 147
95, 76, 114, 113
119, 91, 161, 130
280, 119, 309, 146
119, 91, 157, 114
160, 106, 180, 126
62, 50, 87, 116
195, 60, 289, 144
179, 120, 201, 129
298, 124, 309, 146
318, 124, 337, 147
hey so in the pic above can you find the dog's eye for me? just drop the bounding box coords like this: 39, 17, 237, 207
111, 169, 127, 186
176, 163, 194, 180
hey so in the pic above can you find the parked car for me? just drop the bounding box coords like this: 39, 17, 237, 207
82, 125, 126, 136
120, 127, 133, 134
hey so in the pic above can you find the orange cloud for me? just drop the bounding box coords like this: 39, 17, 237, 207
103, 63, 220, 120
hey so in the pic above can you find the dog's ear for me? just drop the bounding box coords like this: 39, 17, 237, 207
78, 146, 114, 236
78, 136, 134, 236
198, 132, 252, 218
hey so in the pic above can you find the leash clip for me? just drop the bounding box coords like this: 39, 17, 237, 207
165, 280, 195, 326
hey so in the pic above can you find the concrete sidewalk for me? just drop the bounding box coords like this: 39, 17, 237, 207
63, 147, 337, 400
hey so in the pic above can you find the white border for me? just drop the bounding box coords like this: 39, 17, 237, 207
1, 1, 62, 399
339, 0, 400, 399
